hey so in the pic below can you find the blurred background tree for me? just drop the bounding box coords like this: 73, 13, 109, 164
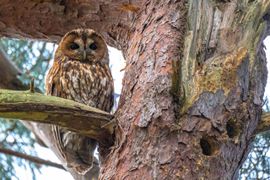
0, 38, 56, 180
0, 38, 55, 91
0, 37, 269, 179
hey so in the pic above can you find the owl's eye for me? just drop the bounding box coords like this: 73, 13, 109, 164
69, 43, 80, 50
89, 43, 97, 50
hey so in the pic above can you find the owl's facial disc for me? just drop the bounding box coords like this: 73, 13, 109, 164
60, 29, 107, 64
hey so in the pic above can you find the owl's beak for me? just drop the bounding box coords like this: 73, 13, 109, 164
83, 50, 87, 61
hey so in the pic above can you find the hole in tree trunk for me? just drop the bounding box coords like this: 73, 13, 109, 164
200, 136, 219, 156
226, 119, 240, 138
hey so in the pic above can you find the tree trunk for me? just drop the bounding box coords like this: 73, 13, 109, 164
0, 0, 269, 179
101, 1, 269, 179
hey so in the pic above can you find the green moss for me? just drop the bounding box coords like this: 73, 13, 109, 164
0, 89, 114, 139
180, 0, 270, 115
180, 47, 248, 114
0, 112, 49, 121
0, 89, 109, 115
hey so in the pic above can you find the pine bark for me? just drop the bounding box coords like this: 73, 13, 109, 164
0, 0, 269, 179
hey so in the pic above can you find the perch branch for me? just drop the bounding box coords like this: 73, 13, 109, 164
254, 112, 270, 135
0, 89, 114, 145
0, 146, 65, 170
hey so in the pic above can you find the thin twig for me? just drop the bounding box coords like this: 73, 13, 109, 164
0, 146, 66, 170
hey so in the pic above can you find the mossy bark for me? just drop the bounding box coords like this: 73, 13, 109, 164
0, 89, 113, 145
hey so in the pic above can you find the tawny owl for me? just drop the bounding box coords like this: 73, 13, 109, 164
45, 29, 114, 175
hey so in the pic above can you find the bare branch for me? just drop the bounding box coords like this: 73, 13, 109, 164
0, 89, 114, 145
0, 0, 142, 48
0, 146, 65, 170
254, 112, 270, 135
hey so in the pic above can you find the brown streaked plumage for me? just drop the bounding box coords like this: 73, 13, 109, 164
45, 29, 114, 175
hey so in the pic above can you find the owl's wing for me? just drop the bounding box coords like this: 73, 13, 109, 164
45, 61, 95, 174
45, 61, 61, 96
45, 61, 69, 163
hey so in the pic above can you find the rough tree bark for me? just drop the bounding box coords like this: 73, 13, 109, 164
0, 0, 270, 180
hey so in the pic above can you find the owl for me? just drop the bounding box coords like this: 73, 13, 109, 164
45, 29, 114, 175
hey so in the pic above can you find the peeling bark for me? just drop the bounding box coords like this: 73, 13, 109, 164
101, 0, 189, 179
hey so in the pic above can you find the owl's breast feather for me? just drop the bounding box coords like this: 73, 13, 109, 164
59, 60, 114, 111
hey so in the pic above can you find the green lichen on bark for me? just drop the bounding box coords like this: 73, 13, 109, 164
0, 89, 114, 142
0, 89, 110, 115
180, 0, 270, 114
